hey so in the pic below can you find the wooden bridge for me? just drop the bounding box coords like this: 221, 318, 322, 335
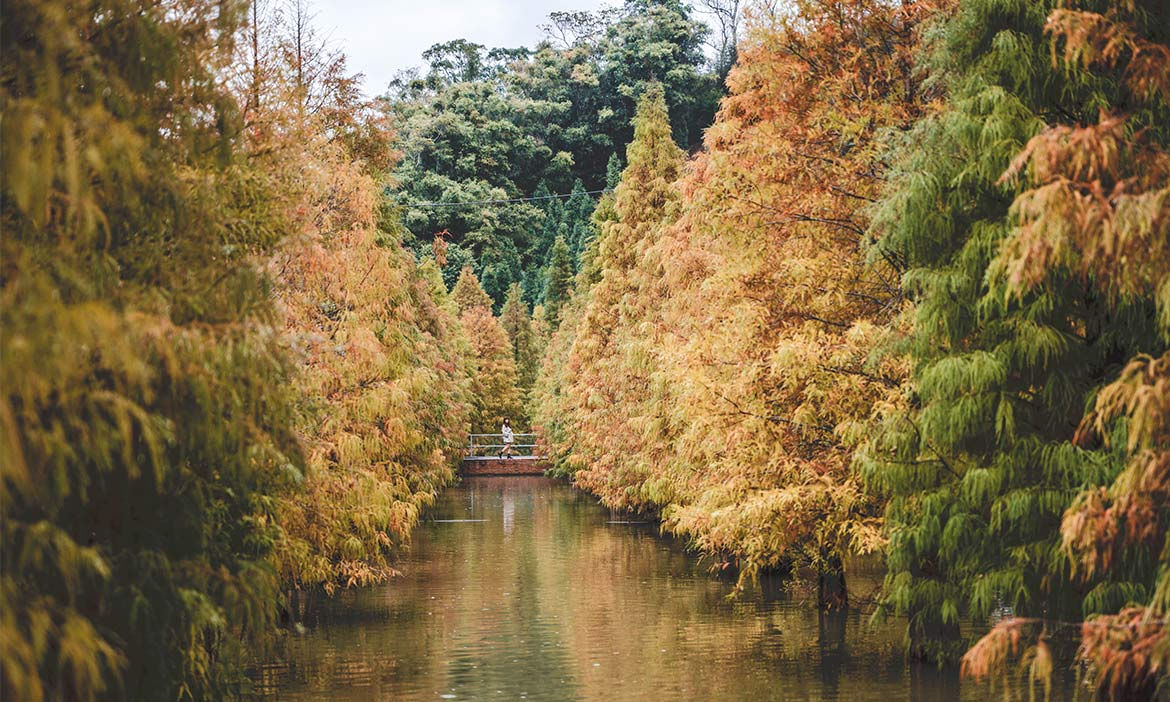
461, 433, 547, 476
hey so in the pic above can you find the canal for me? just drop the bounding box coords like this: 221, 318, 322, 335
252, 476, 1061, 701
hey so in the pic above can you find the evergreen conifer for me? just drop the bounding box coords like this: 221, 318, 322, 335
563, 179, 597, 263
543, 236, 575, 328
500, 283, 540, 398
605, 152, 623, 190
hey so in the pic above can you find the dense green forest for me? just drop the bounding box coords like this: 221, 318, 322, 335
1, 0, 1167, 700
386, 0, 720, 305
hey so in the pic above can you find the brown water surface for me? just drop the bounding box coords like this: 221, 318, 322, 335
252, 476, 1073, 701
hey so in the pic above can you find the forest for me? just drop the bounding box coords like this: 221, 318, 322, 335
0, 0, 1166, 700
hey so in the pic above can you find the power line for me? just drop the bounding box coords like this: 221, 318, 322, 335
390, 188, 610, 209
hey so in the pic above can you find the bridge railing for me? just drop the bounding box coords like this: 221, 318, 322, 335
465, 433, 542, 459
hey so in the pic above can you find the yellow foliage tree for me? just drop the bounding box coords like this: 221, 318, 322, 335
500, 282, 540, 402
446, 264, 523, 431
547, 82, 685, 508
536, 1, 932, 606
462, 305, 524, 433
452, 264, 495, 313
238, 1, 473, 598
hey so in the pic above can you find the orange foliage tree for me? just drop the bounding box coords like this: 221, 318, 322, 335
451, 266, 524, 431
645, 0, 934, 604
238, 3, 473, 597
539, 82, 684, 503
535, 0, 933, 606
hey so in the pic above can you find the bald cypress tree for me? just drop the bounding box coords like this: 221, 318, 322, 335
540, 83, 684, 504
451, 264, 494, 313
596, 84, 682, 276
951, 3, 1170, 696
461, 305, 524, 433
451, 266, 523, 430
859, 0, 1170, 666
1, 1, 301, 697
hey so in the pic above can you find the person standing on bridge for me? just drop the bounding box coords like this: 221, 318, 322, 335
500, 419, 515, 459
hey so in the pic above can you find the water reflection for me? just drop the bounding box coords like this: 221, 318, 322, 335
252, 477, 1060, 701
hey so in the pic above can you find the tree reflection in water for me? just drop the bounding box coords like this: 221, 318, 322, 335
252, 478, 1071, 701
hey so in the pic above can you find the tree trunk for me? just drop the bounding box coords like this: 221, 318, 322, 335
289, 586, 301, 623
817, 553, 848, 610
302, 587, 319, 624
817, 609, 848, 695
908, 607, 962, 663
250, 0, 261, 115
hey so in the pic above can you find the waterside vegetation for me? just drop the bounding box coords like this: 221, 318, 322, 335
1, 0, 1166, 699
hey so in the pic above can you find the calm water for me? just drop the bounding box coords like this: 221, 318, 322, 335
252, 476, 1068, 701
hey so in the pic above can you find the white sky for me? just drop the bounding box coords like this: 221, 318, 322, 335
314, 1, 617, 97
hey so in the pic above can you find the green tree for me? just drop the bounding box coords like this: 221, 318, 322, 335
388, 2, 721, 309
562, 178, 597, 263
595, 0, 719, 152
538, 192, 566, 262
858, 0, 1169, 665
575, 153, 624, 291
543, 236, 576, 328
421, 39, 490, 84
530, 180, 554, 218
509, 2, 714, 187
605, 152, 623, 189
390, 78, 565, 304
956, 3, 1170, 696
522, 182, 567, 303
438, 241, 477, 290
500, 283, 541, 401
475, 233, 524, 309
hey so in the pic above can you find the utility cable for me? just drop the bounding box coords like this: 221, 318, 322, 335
390, 188, 610, 209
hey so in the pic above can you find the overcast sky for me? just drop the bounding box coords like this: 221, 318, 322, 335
314, 1, 618, 98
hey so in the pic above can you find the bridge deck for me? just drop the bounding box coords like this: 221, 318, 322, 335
462, 433, 546, 475
461, 455, 546, 476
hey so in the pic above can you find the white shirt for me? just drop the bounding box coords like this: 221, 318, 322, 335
501, 425, 514, 443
